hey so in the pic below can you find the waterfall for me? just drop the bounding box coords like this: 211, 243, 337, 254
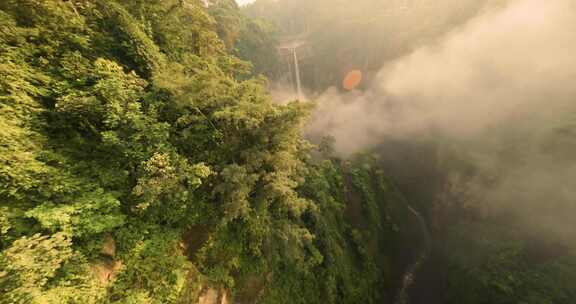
292, 47, 303, 100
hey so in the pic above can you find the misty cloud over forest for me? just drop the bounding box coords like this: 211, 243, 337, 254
309, 0, 576, 154
305, 0, 576, 243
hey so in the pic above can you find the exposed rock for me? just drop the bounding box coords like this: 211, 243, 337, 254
198, 288, 219, 304
221, 290, 229, 304
92, 260, 123, 285
198, 287, 229, 304
101, 234, 116, 257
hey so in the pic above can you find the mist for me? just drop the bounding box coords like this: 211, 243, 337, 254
305, 0, 576, 243
235, 0, 256, 6
308, 0, 576, 154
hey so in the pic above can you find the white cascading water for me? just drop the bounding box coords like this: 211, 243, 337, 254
292, 47, 303, 100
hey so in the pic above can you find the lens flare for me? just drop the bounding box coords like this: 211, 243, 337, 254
342, 70, 363, 90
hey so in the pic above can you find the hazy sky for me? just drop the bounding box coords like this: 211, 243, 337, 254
236, 0, 255, 5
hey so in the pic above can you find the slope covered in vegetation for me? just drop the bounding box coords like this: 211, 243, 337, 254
0, 1, 409, 303
244, 0, 576, 303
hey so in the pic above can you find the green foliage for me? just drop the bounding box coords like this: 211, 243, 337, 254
0, 233, 103, 304
26, 189, 124, 237
110, 227, 190, 303
258, 156, 400, 304
208, 0, 243, 50
231, 12, 281, 78
1, 233, 73, 290
95, 0, 166, 77
0, 0, 324, 302
443, 221, 576, 304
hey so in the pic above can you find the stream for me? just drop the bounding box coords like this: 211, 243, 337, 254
393, 204, 431, 304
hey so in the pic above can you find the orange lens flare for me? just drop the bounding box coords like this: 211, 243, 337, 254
342, 70, 362, 90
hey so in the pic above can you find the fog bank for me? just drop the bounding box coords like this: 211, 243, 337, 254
308, 0, 576, 155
